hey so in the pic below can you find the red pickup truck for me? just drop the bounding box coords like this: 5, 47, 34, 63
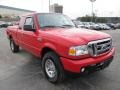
6, 13, 115, 83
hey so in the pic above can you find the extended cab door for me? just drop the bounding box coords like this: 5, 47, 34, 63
16, 17, 25, 46
21, 16, 41, 56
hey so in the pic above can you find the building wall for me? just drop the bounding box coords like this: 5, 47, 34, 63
0, 5, 34, 18
0, 8, 26, 16
50, 4, 63, 13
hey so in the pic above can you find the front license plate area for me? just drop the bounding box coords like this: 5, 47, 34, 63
82, 56, 113, 73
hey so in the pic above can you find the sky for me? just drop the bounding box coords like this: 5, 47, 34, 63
0, 0, 120, 19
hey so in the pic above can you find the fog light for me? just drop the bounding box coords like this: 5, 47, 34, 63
81, 68, 85, 72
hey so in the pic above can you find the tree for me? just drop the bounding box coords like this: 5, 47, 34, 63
77, 14, 96, 22
0, 14, 2, 18
96, 17, 107, 23
76, 14, 108, 23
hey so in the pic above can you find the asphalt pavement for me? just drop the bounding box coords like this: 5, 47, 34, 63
0, 28, 120, 90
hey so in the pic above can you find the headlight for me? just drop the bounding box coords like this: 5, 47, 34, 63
69, 45, 88, 56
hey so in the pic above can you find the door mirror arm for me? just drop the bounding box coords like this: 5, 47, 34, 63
18, 26, 22, 29
23, 25, 36, 32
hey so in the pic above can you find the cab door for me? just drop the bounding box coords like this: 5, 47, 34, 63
22, 16, 41, 56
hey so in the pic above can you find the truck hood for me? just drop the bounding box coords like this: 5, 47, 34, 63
42, 28, 111, 45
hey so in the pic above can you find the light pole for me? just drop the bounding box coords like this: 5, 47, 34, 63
49, 0, 50, 12
90, 0, 96, 22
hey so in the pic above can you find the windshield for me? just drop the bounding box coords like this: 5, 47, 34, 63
37, 13, 75, 28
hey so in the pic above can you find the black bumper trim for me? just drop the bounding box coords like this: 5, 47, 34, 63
80, 56, 114, 74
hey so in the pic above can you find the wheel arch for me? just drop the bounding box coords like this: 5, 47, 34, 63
41, 46, 58, 59
9, 34, 12, 40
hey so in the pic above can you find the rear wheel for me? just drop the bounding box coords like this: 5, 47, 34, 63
42, 52, 65, 83
10, 39, 19, 53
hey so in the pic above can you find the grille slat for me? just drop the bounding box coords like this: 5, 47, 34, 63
88, 38, 112, 56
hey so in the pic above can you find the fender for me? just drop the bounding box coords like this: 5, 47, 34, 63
40, 42, 59, 57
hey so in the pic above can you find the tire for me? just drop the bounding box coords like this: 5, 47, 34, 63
42, 51, 65, 83
10, 39, 19, 53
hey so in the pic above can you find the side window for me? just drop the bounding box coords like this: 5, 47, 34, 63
24, 17, 35, 30
19, 16, 25, 29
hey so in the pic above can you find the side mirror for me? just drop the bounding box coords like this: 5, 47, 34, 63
23, 25, 35, 32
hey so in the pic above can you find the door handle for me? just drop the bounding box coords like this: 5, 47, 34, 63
37, 37, 42, 42
23, 33, 27, 35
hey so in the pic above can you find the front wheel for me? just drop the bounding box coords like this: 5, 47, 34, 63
42, 52, 65, 83
10, 39, 19, 53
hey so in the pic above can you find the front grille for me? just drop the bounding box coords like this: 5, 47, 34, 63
88, 38, 112, 56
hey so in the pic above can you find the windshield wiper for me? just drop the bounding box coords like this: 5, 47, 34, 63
41, 25, 58, 28
61, 24, 74, 27
41, 25, 66, 28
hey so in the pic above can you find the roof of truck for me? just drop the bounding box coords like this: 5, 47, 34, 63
21, 12, 63, 17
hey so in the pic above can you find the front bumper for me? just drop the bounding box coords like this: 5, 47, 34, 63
60, 48, 115, 73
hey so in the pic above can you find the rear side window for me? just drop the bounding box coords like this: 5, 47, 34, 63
19, 17, 25, 29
